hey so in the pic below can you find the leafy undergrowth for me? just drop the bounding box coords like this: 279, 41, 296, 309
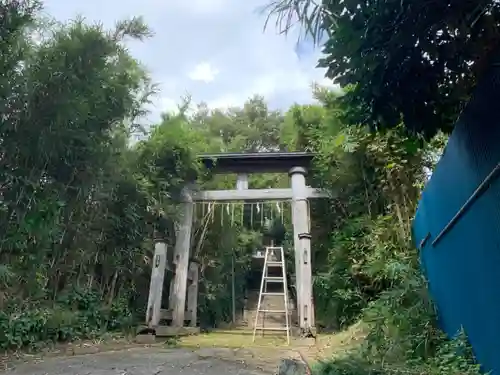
312, 278, 482, 375
0, 289, 136, 352
313, 322, 369, 360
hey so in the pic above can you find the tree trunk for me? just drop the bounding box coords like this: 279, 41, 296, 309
107, 270, 119, 306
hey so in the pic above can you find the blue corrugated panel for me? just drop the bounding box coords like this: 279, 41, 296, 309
413, 57, 500, 374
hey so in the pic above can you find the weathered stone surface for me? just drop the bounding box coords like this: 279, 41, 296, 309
135, 334, 157, 344
136, 325, 200, 337
277, 358, 309, 375
6, 348, 268, 375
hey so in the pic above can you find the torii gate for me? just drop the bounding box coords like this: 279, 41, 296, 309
144, 152, 327, 336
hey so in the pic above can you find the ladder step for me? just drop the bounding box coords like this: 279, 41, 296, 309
266, 262, 283, 266
264, 277, 284, 282
256, 327, 289, 331
261, 292, 285, 296
258, 309, 287, 313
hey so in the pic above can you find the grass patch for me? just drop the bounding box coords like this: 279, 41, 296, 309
178, 330, 290, 349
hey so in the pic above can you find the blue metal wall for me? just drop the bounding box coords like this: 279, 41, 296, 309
413, 60, 500, 374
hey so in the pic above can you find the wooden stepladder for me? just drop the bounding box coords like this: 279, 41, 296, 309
252, 246, 291, 345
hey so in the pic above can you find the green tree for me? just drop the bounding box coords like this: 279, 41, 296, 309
0, 4, 195, 348
264, 0, 499, 137
286, 90, 477, 375
190, 95, 284, 152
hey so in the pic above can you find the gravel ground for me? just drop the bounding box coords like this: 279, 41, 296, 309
3, 348, 271, 375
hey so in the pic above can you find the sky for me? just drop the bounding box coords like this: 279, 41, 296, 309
42, 0, 336, 125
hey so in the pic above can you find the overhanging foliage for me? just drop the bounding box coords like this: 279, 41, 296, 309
265, 0, 500, 137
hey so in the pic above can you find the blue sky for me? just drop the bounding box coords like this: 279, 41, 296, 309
42, 0, 335, 124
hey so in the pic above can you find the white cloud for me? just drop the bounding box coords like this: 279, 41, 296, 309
187, 62, 220, 83
157, 97, 180, 114
206, 95, 243, 110
42, 0, 339, 124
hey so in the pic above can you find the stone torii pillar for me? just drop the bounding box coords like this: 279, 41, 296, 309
170, 187, 194, 327
145, 238, 168, 327
187, 259, 200, 327
289, 166, 315, 334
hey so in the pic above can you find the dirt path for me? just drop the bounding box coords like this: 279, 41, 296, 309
1, 324, 366, 375
4, 347, 269, 375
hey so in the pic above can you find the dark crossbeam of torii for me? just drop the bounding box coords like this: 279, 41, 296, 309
145, 152, 328, 335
